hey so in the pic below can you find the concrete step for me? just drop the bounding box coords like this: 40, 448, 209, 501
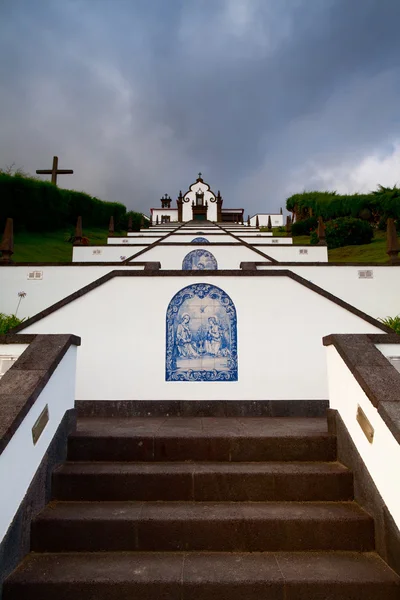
68, 417, 336, 462
53, 460, 353, 501
31, 501, 374, 552
4, 551, 400, 599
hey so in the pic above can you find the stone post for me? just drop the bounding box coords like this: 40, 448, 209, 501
286, 215, 292, 234
247, 215, 250, 226
140, 215, 144, 229
0, 218, 14, 263
255, 215, 259, 228
386, 218, 400, 264
177, 191, 183, 222
216, 191, 223, 222
267, 215, 272, 231
280, 207, 283, 215
156, 215, 159, 225
108, 216, 114, 237
317, 216, 326, 245
127, 214, 133, 233
74, 216, 83, 246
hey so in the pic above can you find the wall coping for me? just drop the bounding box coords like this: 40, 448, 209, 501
0, 262, 159, 267
0, 334, 81, 455
323, 334, 400, 443
250, 262, 400, 267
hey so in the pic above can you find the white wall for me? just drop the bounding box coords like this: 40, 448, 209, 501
237, 233, 273, 238
0, 265, 142, 318
250, 214, 284, 227
108, 236, 162, 244
163, 235, 241, 244
21, 274, 383, 402
326, 345, 400, 529
129, 244, 271, 268
255, 245, 328, 262
72, 246, 148, 262
182, 180, 217, 222
240, 237, 291, 244
257, 265, 400, 319
0, 345, 77, 543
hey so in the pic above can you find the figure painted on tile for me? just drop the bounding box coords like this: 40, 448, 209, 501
176, 314, 198, 358
205, 317, 223, 356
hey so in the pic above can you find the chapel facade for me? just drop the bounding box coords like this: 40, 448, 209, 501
150, 173, 267, 225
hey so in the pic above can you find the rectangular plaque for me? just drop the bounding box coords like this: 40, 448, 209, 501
356, 405, 374, 444
32, 405, 49, 445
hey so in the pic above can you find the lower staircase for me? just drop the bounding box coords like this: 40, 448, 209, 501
4, 412, 400, 599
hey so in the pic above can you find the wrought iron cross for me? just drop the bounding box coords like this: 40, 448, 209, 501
36, 156, 73, 185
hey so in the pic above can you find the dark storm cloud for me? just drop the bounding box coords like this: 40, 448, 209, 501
1, 0, 400, 216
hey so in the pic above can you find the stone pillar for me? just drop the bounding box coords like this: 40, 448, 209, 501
280, 207, 283, 215
286, 215, 292, 235
255, 215, 259, 228
108, 216, 114, 237
216, 191, 223, 222
386, 218, 400, 264
317, 216, 326, 245
267, 215, 272, 231
156, 215, 159, 225
74, 216, 83, 246
177, 191, 183, 222
127, 214, 133, 232
0, 218, 14, 263
140, 215, 144, 229
247, 215, 250, 226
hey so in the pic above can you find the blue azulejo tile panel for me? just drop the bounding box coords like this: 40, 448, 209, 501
182, 249, 217, 270
191, 237, 210, 244
166, 283, 238, 382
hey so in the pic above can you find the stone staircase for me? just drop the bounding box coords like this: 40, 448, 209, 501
4, 414, 400, 599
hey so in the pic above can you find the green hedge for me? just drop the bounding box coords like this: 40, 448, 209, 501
310, 217, 373, 249
291, 217, 318, 236
286, 186, 400, 224
0, 173, 127, 232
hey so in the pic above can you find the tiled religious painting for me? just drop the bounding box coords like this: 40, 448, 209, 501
182, 249, 217, 270
166, 283, 238, 381
191, 237, 210, 244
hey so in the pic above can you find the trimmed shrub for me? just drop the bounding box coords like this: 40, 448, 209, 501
120, 211, 149, 232
291, 217, 318, 236
0, 173, 127, 232
310, 217, 373, 249
286, 185, 400, 225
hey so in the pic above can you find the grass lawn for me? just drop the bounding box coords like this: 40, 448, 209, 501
12, 227, 125, 262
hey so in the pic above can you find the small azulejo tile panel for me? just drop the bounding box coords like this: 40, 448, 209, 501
191, 237, 210, 244
166, 283, 238, 381
182, 249, 217, 270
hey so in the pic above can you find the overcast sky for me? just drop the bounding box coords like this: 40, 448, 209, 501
1, 0, 400, 216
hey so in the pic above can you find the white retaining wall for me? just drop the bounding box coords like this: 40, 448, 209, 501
21, 274, 383, 402
250, 214, 284, 227
0, 265, 142, 318
0, 345, 77, 543
128, 244, 271, 268
72, 246, 147, 262
255, 245, 328, 262
257, 264, 400, 319
326, 344, 400, 529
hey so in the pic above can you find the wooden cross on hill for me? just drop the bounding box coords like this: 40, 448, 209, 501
36, 156, 73, 185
